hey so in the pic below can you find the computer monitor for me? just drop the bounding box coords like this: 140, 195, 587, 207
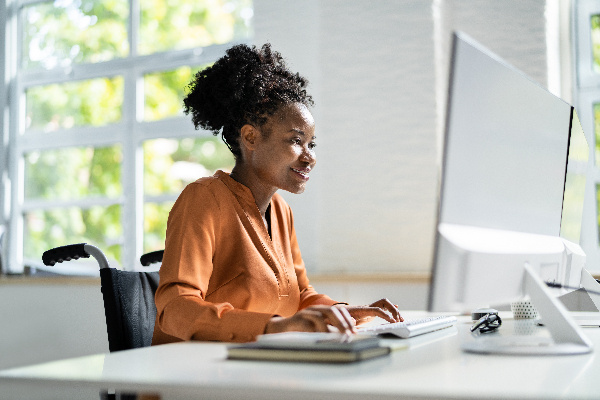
559, 108, 591, 294
436, 34, 571, 236
427, 32, 593, 355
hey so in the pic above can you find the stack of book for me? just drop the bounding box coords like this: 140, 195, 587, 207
227, 332, 401, 363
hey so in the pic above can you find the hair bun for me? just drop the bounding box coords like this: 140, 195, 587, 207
183, 43, 313, 158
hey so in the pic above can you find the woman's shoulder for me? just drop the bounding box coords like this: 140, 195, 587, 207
177, 174, 228, 202
170, 175, 230, 221
191, 174, 221, 188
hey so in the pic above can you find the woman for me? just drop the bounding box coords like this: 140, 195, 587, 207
152, 43, 402, 345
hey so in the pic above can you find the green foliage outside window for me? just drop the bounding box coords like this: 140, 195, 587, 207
23, 0, 252, 70
22, 0, 129, 70
595, 104, 600, 240
25, 146, 122, 200
25, 205, 123, 265
596, 184, 600, 243
26, 77, 124, 132
593, 16, 600, 243
592, 15, 600, 73
144, 65, 210, 122
595, 104, 600, 167
144, 202, 174, 254
139, 0, 252, 55
144, 137, 234, 196
24, 146, 123, 263
21, 0, 249, 269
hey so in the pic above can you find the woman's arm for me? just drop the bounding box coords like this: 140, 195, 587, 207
154, 183, 275, 343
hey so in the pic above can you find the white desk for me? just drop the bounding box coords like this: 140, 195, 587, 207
2, 315, 600, 400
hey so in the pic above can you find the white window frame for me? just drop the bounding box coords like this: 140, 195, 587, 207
2, 0, 247, 273
574, 0, 600, 274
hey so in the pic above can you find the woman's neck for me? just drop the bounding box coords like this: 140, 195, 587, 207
229, 165, 276, 217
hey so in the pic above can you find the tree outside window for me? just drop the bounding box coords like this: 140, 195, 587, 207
10, 0, 248, 272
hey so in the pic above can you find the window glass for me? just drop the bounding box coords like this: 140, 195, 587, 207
144, 202, 174, 253
143, 136, 234, 253
562, 174, 586, 243
595, 103, 600, 167
22, 0, 129, 70
144, 64, 210, 122
24, 204, 122, 264
597, 184, 600, 245
592, 14, 600, 73
139, 0, 252, 55
25, 76, 124, 132
144, 136, 234, 196
25, 145, 122, 200
9, 0, 253, 274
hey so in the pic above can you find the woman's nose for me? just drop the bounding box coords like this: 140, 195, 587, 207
301, 147, 316, 166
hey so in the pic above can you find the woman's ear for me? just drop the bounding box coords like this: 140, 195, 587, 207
239, 124, 260, 151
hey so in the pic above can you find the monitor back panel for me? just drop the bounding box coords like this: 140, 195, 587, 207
439, 32, 572, 236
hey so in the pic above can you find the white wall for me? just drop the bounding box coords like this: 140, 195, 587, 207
254, 0, 550, 275
0, 280, 108, 369
0, 0, 553, 370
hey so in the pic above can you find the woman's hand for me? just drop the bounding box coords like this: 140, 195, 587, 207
264, 305, 355, 335
340, 298, 403, 325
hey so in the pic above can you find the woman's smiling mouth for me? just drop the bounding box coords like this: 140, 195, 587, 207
291, 167, 310, 180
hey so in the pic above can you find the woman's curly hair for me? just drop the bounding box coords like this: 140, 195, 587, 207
183, 43, 314, 159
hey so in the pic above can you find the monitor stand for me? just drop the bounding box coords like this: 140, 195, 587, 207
462, 263, 593, 355
578, 268, 600, 310
556, 269, 600, 326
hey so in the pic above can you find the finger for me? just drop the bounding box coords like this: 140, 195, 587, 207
370, 298, 403, 322
338, 307, 357, 332
306, 305, 344, 328
354, 307, 397, 324
334, 307, 356, 333
392, 303, 403, 322
327, 307, 353, 334
370, 308, 396, 323
382, 301, 403, 322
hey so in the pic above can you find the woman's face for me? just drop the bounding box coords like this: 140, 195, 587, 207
250, 102, 317, 194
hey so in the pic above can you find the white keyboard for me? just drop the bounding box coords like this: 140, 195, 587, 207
356, 315, 458, 338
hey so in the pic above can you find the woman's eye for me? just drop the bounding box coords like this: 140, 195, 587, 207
309, 142, 317, 149
292, 138, 301, 145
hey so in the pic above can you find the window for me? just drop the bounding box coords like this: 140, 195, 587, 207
2, 0, 250, 274
574, 0, 600, 273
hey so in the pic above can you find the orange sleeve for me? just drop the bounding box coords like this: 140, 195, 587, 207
154, 183, 273, 343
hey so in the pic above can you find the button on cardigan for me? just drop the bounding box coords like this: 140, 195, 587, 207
152, 170, 338, 344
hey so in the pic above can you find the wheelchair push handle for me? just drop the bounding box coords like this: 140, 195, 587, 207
140, 250, 164, 266
42, 243, 110, 269
42, 243, 90, 266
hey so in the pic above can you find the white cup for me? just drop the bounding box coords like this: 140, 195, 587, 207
510, 301, 539, 319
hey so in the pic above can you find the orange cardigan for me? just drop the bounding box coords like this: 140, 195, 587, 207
152, 171, 337, 344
